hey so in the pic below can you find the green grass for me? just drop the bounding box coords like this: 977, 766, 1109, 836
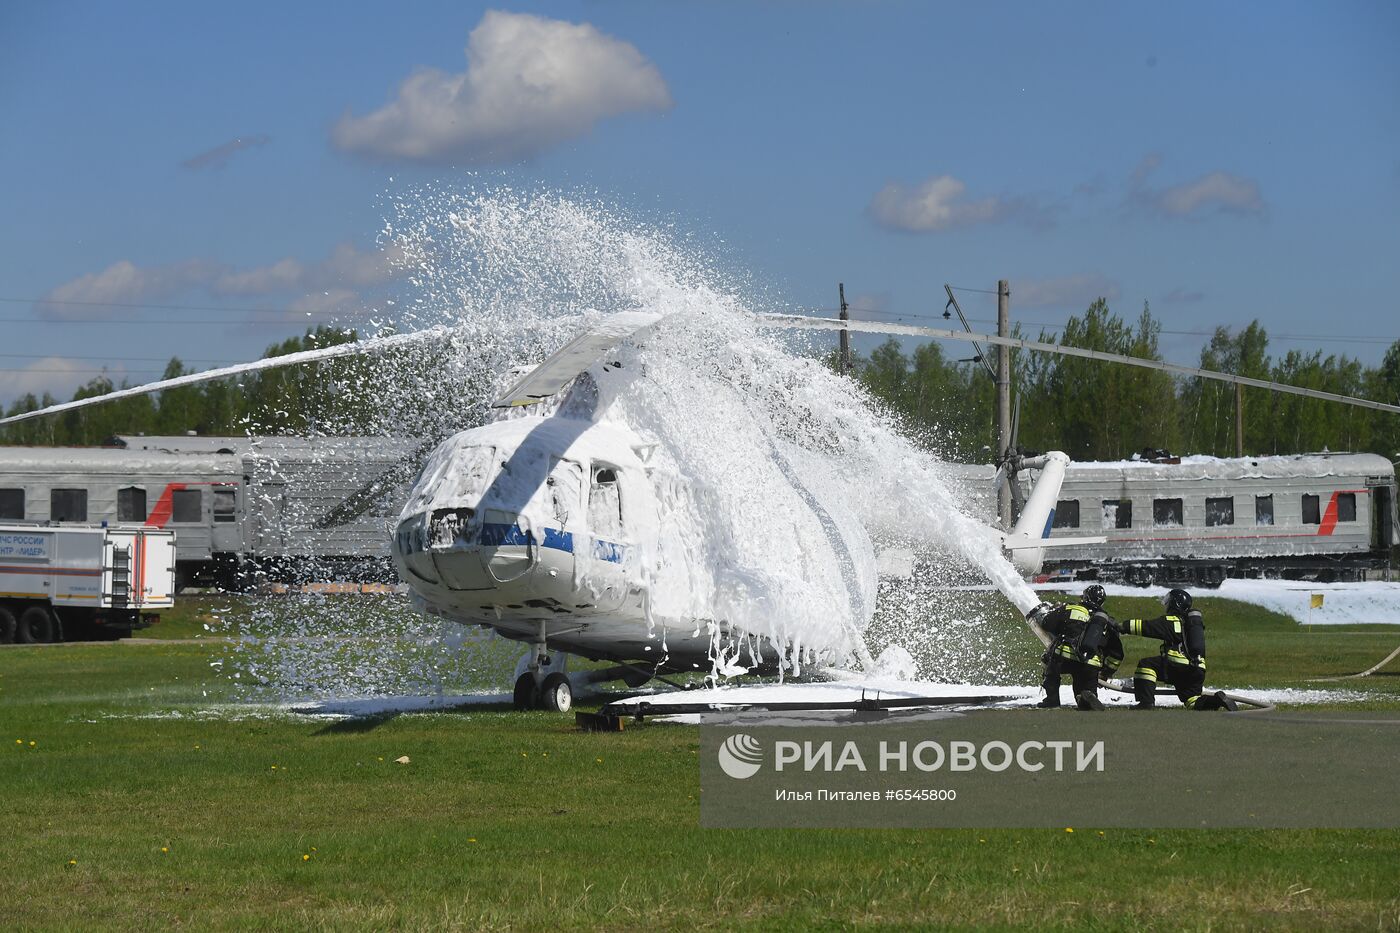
129, 595, 228, 639
3, 598, 1400, 930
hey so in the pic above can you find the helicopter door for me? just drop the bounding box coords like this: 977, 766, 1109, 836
588, 465, 625, 550
587, 464, 628, 610
545, 458, 582, 571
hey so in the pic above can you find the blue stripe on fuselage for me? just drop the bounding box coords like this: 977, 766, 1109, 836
477, 522, 626, 564
1042, 509, 1056, 539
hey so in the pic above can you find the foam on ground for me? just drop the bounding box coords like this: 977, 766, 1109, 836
616, 678, 1370, 715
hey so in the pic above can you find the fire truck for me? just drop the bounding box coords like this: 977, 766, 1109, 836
0, 524, 176, 642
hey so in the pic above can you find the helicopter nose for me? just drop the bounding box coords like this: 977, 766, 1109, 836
393, 507, 536, 589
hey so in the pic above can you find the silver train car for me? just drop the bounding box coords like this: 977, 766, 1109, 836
0, 435, 422, 586
1035, 452, 1399, 584
3, 437, 1394, 589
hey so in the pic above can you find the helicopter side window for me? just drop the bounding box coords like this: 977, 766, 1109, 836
455, 445, 497, 498
548, 459, 583, 528
589, 466, 623, 540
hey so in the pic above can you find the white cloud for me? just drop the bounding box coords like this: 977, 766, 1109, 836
213, 257, 305, 296
0, 357, 128, 405
1015, 274, 1122, 309
1163, 287, 1205, 303
869, 175, 1053, 233
213, 243, 403, 296
38, 244, 404, 321
1157, 172, 1264, 216
848, 291, 891, 317
38, 259, 224, 319
182, 134, 271, 170
287, 289, 362, 317
331, 10, 672, 163
1129, 154, 1265, 218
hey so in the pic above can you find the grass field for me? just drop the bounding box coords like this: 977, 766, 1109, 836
3, 595, 1400, 930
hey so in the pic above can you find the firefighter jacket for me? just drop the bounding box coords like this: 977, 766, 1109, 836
1122, 609, 1206, 669
1041, 603, 1123, 674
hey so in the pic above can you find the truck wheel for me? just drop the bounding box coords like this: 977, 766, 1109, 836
16, 606, 56, 644
0, 606, 15, 644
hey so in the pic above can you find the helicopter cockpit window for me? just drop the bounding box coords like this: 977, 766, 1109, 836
454, 445, 497, 498
589, 466, 623, 539
548, 459, 582, 527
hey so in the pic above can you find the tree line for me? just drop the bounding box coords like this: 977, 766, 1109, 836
843, 298, 1400, 463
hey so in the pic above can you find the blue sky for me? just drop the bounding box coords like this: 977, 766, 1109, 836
1, 1, 1397, 403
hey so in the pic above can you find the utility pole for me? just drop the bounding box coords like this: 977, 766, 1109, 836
996, 279, 1012, 528
838, 283, 851, 375
1234, 382, 1245, 457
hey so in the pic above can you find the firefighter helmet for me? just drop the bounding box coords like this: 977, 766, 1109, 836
1082, 584, 1107, 610
1164, 588, 1192, 613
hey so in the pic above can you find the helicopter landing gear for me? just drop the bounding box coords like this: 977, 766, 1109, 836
513, 633, 570, 711
540, 672, 572, 712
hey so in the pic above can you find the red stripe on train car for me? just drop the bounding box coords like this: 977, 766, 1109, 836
145, 481, 237, 528
146, 483, 186, 528
1317, 488, 1367, 537
1318, 495, 1339, 537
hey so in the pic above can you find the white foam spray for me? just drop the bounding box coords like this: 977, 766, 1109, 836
220, 185, 1039, 698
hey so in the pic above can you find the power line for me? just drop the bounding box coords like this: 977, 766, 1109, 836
0, 353, 236, 363
810, 304, 1394, 346
0, 296, 355, 317
766, 315, 1400, 414
0, 368, 177, 376
0, 317, 370, 326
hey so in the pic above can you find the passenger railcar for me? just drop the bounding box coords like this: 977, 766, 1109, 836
1040, 452, 1398, 584
0, 435, 420, 586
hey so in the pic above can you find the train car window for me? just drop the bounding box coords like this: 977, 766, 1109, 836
213, 488, 236, 523
1255, 495, 1274, 526
1153, 498, 1184, 527
588, 466, 623, 539
1302, 494, 1321, 525
1205, 496, 1234, 527
0, 488, 23, 520
1052, 500, 1080, 529
1337, 493, 1356, 522
51, 488, 87, 522
117, 487, 147, 523
171, 488, 202, 523
1102, 499, 1132, 529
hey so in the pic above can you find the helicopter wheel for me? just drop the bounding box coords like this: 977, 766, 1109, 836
540, 672, 573, 713
513, 672, 539, 710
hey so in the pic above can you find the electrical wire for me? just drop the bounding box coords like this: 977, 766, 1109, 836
795, 305, 1395, 346
0, 295, 352, 317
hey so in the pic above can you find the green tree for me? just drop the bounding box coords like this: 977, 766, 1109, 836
1179, 321, 1270, 456
1020, 300, 1179, 460
1366, 340, 1400, 459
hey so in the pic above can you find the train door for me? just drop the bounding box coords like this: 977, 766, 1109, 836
1373, 483, 1396, 551
210, 484, 243, 554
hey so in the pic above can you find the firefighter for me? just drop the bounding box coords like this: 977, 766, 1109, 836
1118, 588, 1235, 710
1031, 584, 1123, 711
